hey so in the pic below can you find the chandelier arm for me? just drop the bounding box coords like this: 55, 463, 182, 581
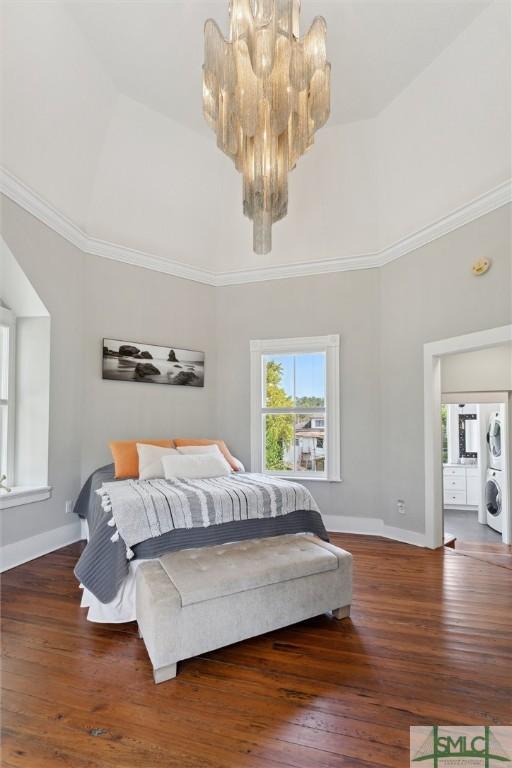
203, 1, 330, 255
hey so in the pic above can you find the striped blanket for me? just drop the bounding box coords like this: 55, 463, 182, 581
97, 473, 319, 560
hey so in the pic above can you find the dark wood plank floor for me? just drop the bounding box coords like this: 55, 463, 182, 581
1, 534, 511, 768
452, 540, 512, 570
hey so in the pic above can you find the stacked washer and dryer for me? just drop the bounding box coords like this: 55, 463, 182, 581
485, 406, 506, 534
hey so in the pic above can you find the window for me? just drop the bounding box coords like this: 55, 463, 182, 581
0, 307, 15, 484
440, 405, 447, 464
0, 238, 51, 508
250, 335, 340, 480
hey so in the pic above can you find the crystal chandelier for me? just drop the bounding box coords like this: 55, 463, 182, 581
203, 1, 330, 254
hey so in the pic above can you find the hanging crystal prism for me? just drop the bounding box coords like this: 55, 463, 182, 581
203, 1, 330, 254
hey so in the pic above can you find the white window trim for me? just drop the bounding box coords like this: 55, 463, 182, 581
0, 486, 51, 510
0, 306, 16, 485
250, 335, 341, 482
0, 309, 52, 508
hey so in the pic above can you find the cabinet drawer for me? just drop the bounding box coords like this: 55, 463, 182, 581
444, 490, 466, 506
443, 466, 465, 477
444, 476, 466, 491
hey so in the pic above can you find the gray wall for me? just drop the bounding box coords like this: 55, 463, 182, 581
1, 196, 84, 546
379, 205, 511, 532
80, 255, 217, 477
216, 206, 512, 534
1, 194, 510, 547
441, 344, 512, 393
215, 269, 382, 522
0, 196, 217, 546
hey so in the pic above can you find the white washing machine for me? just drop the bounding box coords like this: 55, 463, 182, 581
485, 468, 503, 533
486, 408, 503, 471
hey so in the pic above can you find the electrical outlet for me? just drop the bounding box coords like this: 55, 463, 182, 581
65, 500, 73, 515
397, 499, 406, 515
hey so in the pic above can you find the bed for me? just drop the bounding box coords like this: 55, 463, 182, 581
74, 464, 329, 622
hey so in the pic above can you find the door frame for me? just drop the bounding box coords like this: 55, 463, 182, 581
424, 324, 512, 548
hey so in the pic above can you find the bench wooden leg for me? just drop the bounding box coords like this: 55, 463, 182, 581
153, 663, 177, 684
332, 605, 350, 620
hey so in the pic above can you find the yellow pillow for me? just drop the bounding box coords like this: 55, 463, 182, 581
110, 439, 175, 479
174, 439, 240, 471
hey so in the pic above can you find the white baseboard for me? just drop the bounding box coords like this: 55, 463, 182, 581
322, 514, 426, 548
0, 513, 426, 573
0, 519, 82, 572
322, 514, 382, 535
381, 524, 427, 548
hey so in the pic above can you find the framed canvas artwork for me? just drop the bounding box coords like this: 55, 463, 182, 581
102, 339, 205, 387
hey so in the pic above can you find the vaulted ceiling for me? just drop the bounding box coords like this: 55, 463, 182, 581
1, 1, 510, 284
66, 1, 487, 131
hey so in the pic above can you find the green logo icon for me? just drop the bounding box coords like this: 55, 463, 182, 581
411, 726, 511, 767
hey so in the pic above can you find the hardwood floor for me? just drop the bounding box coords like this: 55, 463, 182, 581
1, 534, 511, 768
452, 540, 512, 570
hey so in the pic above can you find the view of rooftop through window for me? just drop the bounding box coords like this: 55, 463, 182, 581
263, 353, 326, 473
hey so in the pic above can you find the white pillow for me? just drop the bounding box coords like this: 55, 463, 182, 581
162, 452, 232, 480
177, 444, 244, 471
136, 443, 179, 480
176, 444, 222, 456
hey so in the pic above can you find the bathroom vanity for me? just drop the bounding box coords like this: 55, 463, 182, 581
443, 464, 480, 508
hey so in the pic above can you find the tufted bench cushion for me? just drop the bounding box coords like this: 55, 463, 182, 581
136, 533, 352, 683
158, 535, 339, 606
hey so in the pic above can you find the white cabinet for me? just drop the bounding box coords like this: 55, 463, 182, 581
466, 468, 481, 506
443, 466, 465, 478
444, 489, 467, 506
444, 476, 465, 491
466, 476, 480, 506
443, 465, 480, 507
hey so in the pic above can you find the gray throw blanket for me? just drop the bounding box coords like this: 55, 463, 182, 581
97, 473, 319, 558
75, 464, 328, 604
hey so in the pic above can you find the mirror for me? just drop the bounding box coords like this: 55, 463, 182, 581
458, 413, 478, 459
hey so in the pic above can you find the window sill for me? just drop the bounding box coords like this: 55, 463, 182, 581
0, 486, 52, 510
266, 474, 343, 483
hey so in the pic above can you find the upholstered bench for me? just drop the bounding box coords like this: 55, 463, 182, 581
136, 533, 352, 683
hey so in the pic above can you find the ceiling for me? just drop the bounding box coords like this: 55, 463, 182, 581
2, 0, 509, 282
65, 0, 488, 132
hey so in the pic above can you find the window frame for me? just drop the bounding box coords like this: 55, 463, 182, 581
0, 306, 16, 484
250, 335, 341, 481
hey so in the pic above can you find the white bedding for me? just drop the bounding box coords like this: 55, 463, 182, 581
80, 559, 149, 623
79, 519, 150, 623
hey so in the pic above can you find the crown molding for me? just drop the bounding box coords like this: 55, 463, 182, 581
214, 250, 384, 285
85, 234, 219, 286
216, 180, 512, 285
0, 168, 218, 287
1, 167, 510, 287
0, 167, 88, 252
377, 179, 512, 268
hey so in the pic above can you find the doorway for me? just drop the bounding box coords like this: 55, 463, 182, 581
423, 325, 512, 549
441, 400, 503, 548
